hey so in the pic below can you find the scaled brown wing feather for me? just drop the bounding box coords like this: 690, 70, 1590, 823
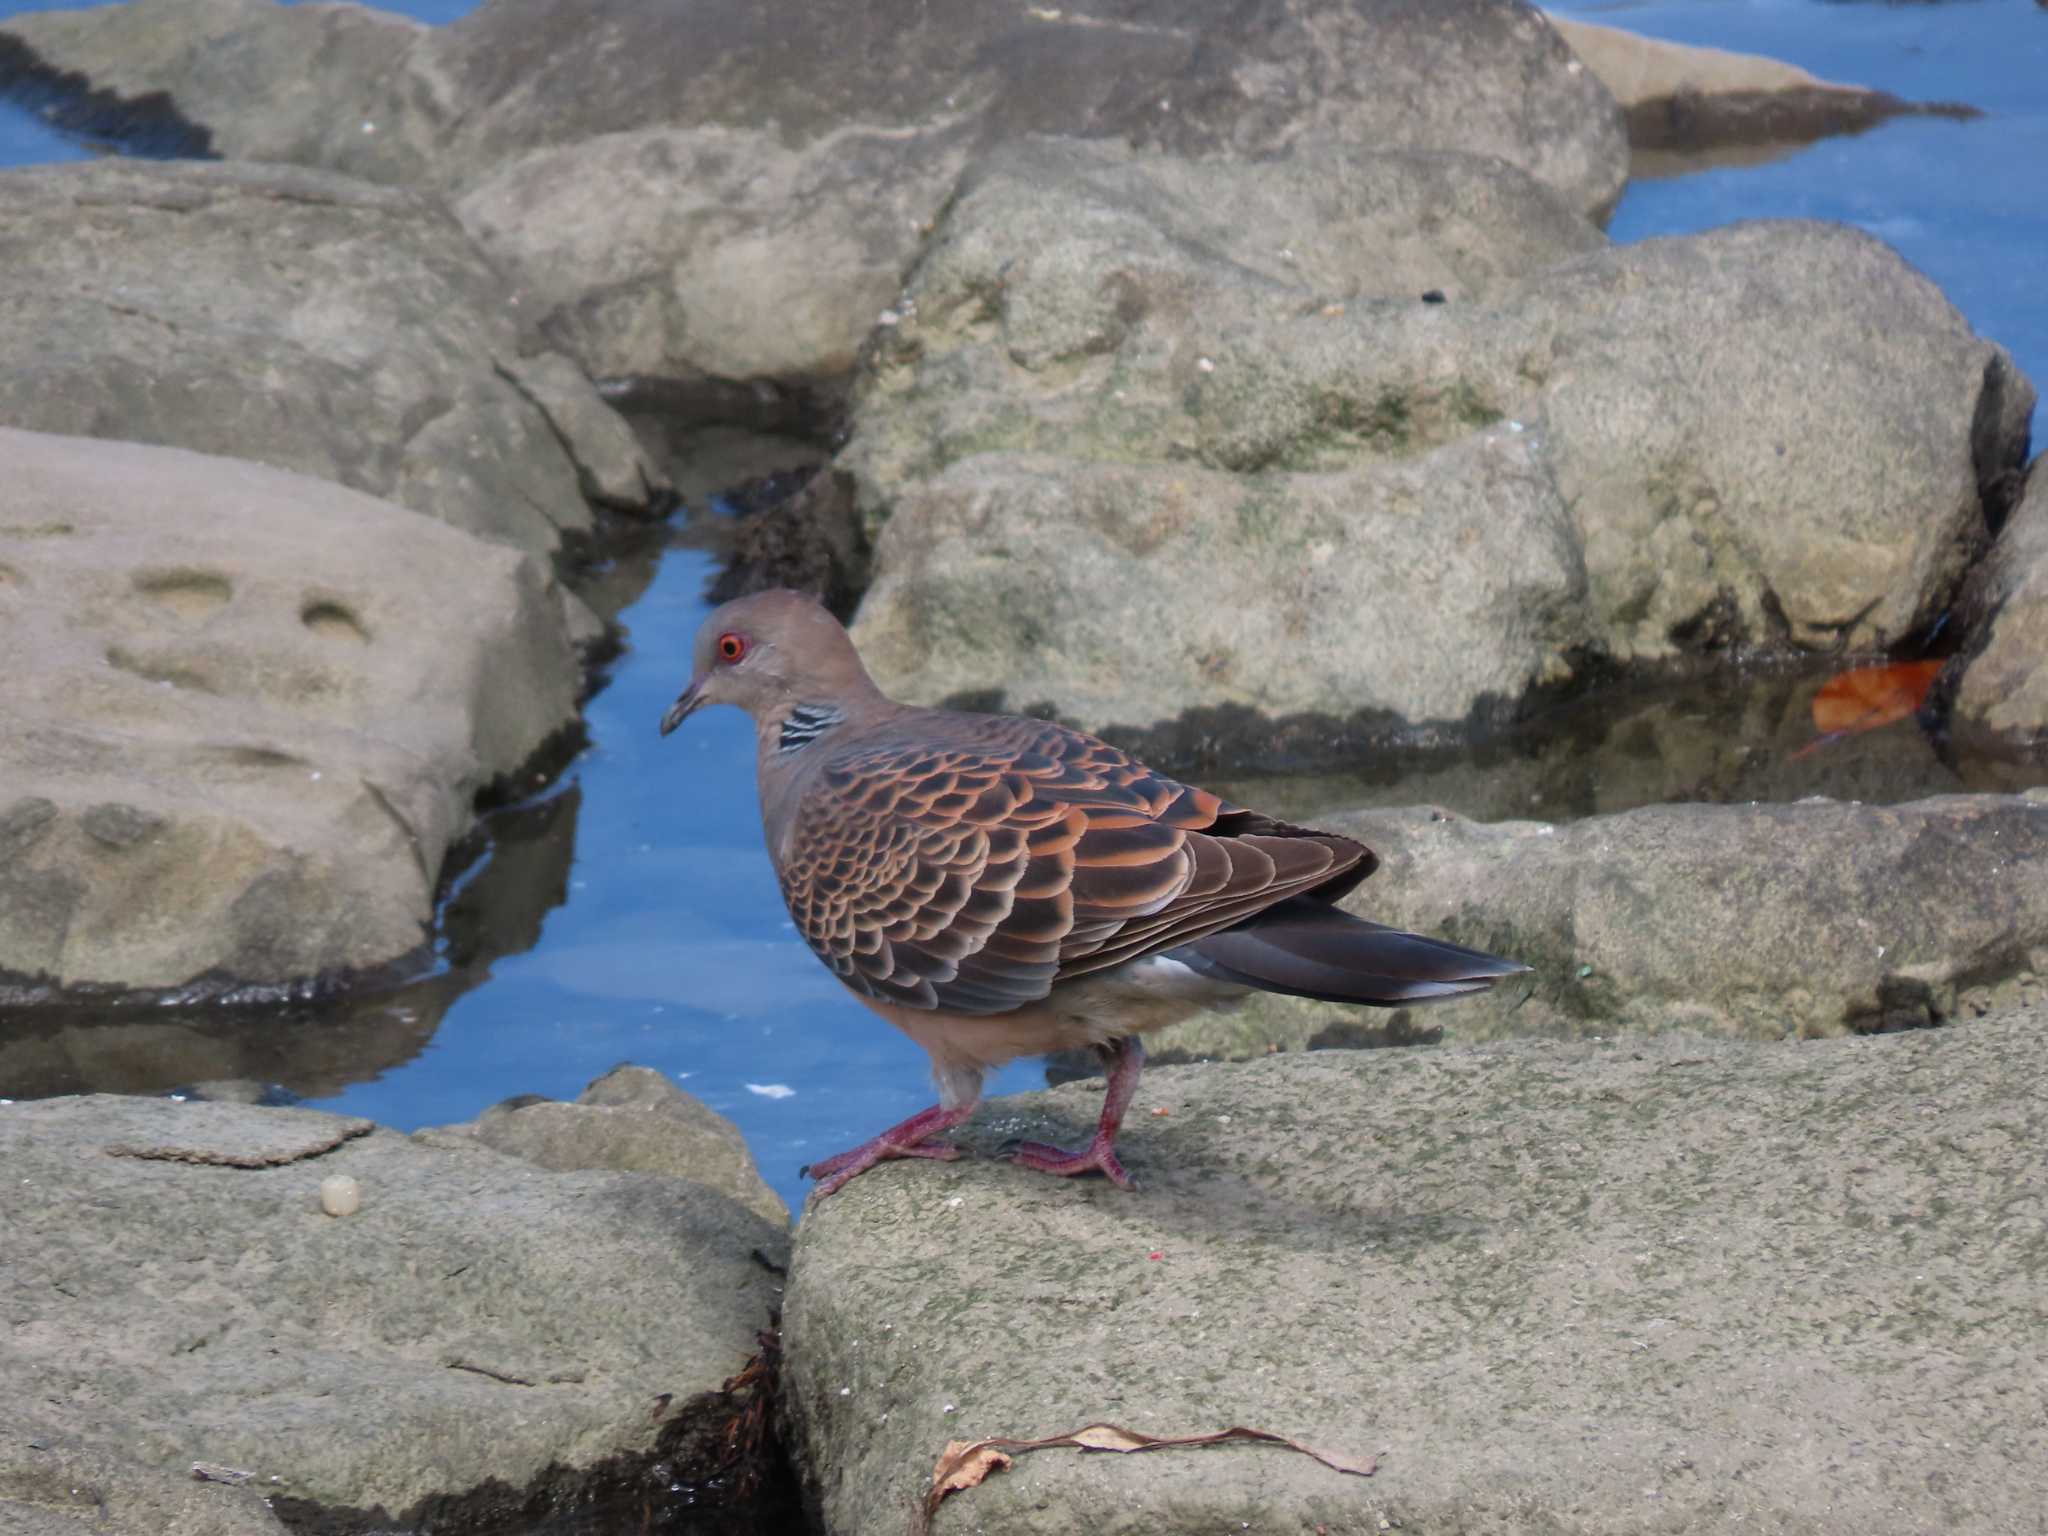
779, 715, 1374, 1015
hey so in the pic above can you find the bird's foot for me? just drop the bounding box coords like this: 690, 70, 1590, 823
1011, 1136, 1134, 1190
801, 1101, 977, 1198
806, 1139, 961, 1198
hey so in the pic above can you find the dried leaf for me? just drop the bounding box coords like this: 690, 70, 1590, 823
1809, 659, 1943, 737
1068, 1423, 1152, 1452
912, 1420, 1373, 1533
931, 1439, 1013, 1498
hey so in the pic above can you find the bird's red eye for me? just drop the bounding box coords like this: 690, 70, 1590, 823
717, 632, 746, 663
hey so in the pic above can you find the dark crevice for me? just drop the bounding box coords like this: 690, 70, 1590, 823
272, 1329, 808, 1536
1969, 353, 2034, 541
601, 371, 850, 460
702, 466, 866, 622
0, 35, 218, 159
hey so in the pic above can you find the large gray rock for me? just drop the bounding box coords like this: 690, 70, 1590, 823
1149, 791, 2048, 1063
421, 1064, 790, 1226
449, 120, 973, 383
1953, 459, 2048, 751
1509, 222, 2031, 663
0, 427, 581, 994
0, 0, 440, 181
424, 0, 1623, 201
854, 437, 1589, 728
846, 156, 2032, 728
438, 0, 1624, 379
0, 1094, 784, 1527
0, 157, 663, 553
3, 0, 1628, 382
784, 1008, 2048, 1535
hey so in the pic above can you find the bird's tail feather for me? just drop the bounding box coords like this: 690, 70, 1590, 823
1175, 899, 1528, 1007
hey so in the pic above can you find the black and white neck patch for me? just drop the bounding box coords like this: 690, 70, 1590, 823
778, 703, 845, 753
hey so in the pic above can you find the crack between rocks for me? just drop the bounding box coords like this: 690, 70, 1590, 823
492, 357, 649, 518
362, 777, 435, 895
445, 1360, 538, 1387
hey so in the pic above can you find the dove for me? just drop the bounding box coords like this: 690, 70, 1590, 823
661, 589, 1526, 1197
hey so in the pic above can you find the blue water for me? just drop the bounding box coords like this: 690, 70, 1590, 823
2, 0, 2043, 1220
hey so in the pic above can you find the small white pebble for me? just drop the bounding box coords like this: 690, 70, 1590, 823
877, 309, 902, 327
1196, 356, 1215, 373
319, 1174, 361, 1217
839, 1387, 851, 1396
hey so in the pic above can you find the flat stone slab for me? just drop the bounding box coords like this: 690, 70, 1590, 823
101, 1103, 373, 1166
784, 1007, 2048, 1535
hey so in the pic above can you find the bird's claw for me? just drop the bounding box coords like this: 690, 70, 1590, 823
1011, 1137, 1135, 1190
803, 1136, 964, 1197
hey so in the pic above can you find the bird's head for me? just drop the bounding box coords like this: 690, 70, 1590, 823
659, 588, 879, 736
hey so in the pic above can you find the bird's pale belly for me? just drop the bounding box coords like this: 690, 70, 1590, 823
861, 954, 1248, 1108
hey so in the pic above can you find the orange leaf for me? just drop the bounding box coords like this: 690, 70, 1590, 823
930, 1440, 1013, 1499
1809, 659, 1942, 737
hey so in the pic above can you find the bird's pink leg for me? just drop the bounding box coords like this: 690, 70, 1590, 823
1012, 1035, 1144, 1189
801, 1100, 980, 1198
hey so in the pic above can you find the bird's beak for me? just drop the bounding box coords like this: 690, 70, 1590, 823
659, 676, 707, 736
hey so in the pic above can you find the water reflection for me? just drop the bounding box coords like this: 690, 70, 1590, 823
1213, 659, 2035, 825
0, 786, 584, 1103
0, 986, 449, 1103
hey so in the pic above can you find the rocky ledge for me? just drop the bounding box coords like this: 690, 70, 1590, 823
785, 1005, 2048, 1535
0, 1083, 788, 1535
1136, 790, 2048, 1062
